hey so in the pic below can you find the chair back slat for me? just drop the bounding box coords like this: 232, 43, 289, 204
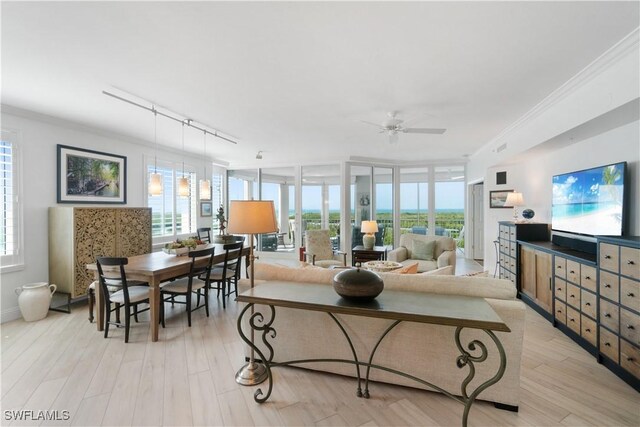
96, 257, 130, 304
197, 227, 212, 243
187, 247, 216, 289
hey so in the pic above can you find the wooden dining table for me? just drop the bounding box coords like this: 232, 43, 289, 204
86, 245, 250, 342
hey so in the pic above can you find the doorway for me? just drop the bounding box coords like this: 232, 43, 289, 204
468, 182, 484, 261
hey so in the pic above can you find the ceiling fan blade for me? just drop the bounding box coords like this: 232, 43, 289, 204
388, 132, 399, 144
402, 128, 446, 134
361, 120, 383, 129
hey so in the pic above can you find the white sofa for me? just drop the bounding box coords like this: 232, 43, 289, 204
239, 263, 525, 409
388, 233, 457, 273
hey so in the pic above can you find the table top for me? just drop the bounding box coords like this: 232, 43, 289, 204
237, 282, 510, 332
352, 245, 388, 253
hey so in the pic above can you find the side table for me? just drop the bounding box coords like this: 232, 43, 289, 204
352, 245, 387, 266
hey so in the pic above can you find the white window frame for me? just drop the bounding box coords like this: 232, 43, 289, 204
1, 129, 24, 272
145, 157, 198, 245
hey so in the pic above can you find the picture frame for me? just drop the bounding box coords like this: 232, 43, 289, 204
490, 190, 513, 208
200, 201, 213, 217
57, 144, 126, 204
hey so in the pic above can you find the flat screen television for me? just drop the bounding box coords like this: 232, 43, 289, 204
552, 162, 627, 237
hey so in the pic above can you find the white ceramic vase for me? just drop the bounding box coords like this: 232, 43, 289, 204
15, 282, 57, 322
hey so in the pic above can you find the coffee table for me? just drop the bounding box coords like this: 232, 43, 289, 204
236, 282, 510, 427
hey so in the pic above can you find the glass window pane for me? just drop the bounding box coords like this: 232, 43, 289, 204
374, 167, 393, 246
260, 167, 295, 252
435, 166, 465, 250
302, 165, 341, 249
400, 167, 429, 236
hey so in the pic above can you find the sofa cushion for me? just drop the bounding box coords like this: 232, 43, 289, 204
389, 262, 419, 274
412, 239, 435, 260
421, 265, 454, 276
254, 262, 337, 284
401, 259, 437, 273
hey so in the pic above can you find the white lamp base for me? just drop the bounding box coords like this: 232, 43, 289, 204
363, 234, 375, 250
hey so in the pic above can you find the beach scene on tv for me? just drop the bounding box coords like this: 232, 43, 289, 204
552, 163, 624, 236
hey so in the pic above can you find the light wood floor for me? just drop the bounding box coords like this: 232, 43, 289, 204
1, 293, 638, 426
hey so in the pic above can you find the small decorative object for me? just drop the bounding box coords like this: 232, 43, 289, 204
57, 144, 126, 204
15, 282, 57, 322
163, 237, 206, 255
359, 194, 370, 206
504, 191, 525, 222
522, 208, 535, 220
200, 201, 213, 217
332, 267, 384, 301
489, 190, 514, 208
363, 260, 403, 273
361, 220, 378, 250
217, 205, 227, 234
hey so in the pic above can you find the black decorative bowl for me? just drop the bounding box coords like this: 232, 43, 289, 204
522, 209, 535, 220
332, 268, 384, 301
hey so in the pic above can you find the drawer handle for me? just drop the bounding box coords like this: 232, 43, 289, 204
605, 342, 611, 347
604, 313, 611, 318
570, 318, 575, 322
627, 357, 635, 362
557, 288, 562, 291
585, 276, 591, 280
570, 294, 575, 298
585, 302, 591, 306
557, 310, 562, 313
627, 292, 635, 297
627, 260, 635, 265
570, 270, 575, 274
557, 265, 562, 269
627, 325, 635, 330
585, 328, 591, 332
605, 255, 611, 259
604, 284, 611, 288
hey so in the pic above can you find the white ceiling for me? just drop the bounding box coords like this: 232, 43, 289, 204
2, 2, 638, 167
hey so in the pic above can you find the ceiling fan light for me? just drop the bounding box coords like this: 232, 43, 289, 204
148, 172, 163, 196
199, 179, 211, 200
177, 176, 190, 197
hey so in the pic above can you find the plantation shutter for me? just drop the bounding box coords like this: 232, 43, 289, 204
1, 140, 16, 256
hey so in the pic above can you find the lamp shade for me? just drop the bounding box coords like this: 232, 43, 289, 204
148, 172, 163, 196
361, 220, 378, 234
505, 192, 524, 207
177, 176, 190, 197
199, 179, 211, 200
227, 200, 278, 234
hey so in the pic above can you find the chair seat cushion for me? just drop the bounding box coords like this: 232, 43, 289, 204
161, 278, 206, 293
208, 268, 236, 280
89, 281, 121, 293
110, 286, 150, 304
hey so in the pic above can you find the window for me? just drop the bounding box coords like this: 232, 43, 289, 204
147, 162, 197, 239
1, 131, 22, 269
211, 171, 224, 232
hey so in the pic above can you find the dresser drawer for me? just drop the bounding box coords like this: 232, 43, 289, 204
599, 243, 619, 273
600, 299, 620, 333
620, 246, 640, 280
555, 300, 567, 325
508, 227, 515, 240
620, 340, 640, 379
620, 308, 640, 347
566, 306, 580, 335
581, 315, 597, 346
508, 256, 516, 272
554, 256, 567, 279
599, 271, 619, 303
566, 283, 580, 309
600, 326, 619, 363
555, 279, 566, 302
580, 265, 597, 292
581, 289, 597, 319
566, 260, 581, 284
620, 277, 640, 312
509, 243, 516, 258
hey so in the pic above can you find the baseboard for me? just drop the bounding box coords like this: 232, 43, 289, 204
1, 306, 22, 323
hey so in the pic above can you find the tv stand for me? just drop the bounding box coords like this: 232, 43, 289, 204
551, 233, 597, 256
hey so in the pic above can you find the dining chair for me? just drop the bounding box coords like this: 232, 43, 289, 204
197, 227, 212, 243
96, 257, 150, 343
160, 247, 215, 327
207, 241, 243, 309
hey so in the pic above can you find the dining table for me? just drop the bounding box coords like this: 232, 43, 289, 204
86, 245, 251, 342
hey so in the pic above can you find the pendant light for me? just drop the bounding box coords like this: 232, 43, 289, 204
199, 130, 211, 200
148, 108, 163, 196
177, 120, 190, 197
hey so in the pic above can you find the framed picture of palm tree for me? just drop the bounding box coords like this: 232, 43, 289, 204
57, 144, 127, 204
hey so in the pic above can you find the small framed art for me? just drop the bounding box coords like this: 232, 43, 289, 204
200, 201, 213, 217
489, 190, 513, 208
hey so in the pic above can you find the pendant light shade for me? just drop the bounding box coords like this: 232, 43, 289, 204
148, 109, 163, 196
177, 176, 190, 197
200, 130, 211, 200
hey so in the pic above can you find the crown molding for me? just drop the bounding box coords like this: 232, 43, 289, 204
477, 27, 640, 156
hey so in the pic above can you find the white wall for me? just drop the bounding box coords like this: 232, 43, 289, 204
482, 121, 640, 273
0, 110, 217, 322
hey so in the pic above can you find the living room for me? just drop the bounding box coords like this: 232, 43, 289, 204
1, 2, 639, 426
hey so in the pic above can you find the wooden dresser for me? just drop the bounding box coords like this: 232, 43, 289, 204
48, 207, 152, 298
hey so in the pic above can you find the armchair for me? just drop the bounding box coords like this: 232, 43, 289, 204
388, 233, 456, 273
303, 229, 347, 268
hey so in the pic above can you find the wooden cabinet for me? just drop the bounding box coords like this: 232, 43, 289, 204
498, 221, 549, 290
48, 207, 152, 298
520, 244, 552, 314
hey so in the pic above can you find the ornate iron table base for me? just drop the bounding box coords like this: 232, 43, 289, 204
237, 303, 507, 427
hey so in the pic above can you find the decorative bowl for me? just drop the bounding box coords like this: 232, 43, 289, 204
162, 247, 190, 256
522, 209, 535, 220
363, 260, 403, 273
332, 268, 384, 301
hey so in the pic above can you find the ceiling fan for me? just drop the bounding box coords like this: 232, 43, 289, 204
361, 111, 446, 144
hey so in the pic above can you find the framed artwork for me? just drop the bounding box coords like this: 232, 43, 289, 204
200, 201, 213, 217
57, 145, 126, 204
490, 190, 513, 208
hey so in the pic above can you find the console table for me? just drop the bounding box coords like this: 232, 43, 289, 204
236, 282, 510, 427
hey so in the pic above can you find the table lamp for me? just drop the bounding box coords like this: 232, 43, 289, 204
361, 220, 378, 250
504, 192, 525, 223
227, 200, 278, 386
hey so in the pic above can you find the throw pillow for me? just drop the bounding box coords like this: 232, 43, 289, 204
463, 270, 489, 277
421, 265, 454, 276
412, 239, 435, 261
394, 262, 419, 274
